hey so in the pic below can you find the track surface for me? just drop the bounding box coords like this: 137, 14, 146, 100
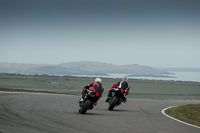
0, 92, 199, 133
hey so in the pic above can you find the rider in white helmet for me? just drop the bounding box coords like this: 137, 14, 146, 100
79, 78, 104, 105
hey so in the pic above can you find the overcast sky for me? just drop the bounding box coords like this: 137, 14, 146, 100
1, 0, 200, 67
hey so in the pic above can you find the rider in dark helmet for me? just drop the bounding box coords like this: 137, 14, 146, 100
79, 78, 104, 106
105, 76, 130, 102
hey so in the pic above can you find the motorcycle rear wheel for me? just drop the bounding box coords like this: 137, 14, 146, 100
79, 99, 91, 114
108, 96, 118, 110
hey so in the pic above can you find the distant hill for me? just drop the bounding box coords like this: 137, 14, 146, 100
0, 61, 170, 76
0, 62, 106, 75
156, 67, 200, 72
59, 61, 169, 75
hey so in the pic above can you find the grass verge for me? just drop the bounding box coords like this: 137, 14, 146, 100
0, 73, 200, 100
165, 104, 200, 127
0, 88, 74, 95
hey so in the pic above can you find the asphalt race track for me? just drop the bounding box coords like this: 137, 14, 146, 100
0, 92, 199, 133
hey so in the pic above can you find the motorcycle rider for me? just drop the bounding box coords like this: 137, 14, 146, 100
79, 77, 104, 106
105, 76, 130, 102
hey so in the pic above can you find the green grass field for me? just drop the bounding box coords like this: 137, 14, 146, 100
0, 73, 200, 100
166, 104, 200, 127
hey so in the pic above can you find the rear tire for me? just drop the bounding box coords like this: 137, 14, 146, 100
79, 99, 91, 114
108, 96, 118, 110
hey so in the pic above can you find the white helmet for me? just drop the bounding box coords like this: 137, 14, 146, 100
95, 77, 102, 83
122, 76, 128, 81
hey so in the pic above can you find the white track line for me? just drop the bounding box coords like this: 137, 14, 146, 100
162, 106, 200, 129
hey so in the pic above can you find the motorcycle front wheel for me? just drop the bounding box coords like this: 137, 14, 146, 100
79, 99, 91, 114
108, 96, 118, 111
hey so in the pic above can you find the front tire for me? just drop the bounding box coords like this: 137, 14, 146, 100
79, 99, 91, 114
108, 96, 118, 110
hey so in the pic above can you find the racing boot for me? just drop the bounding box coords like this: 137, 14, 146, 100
121, 96, 127, 103
79, 98, 84, 106
105, 90, 112, 102
105, 96, 111, 102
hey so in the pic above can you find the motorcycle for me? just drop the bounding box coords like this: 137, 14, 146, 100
79, 89, 97, 114
107, 87, 129, 110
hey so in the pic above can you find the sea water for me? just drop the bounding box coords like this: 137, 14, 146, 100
72, 72, 200, 82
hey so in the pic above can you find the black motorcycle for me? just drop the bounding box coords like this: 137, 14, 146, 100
79, 89, 97, 114
107, 87, 129, 110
